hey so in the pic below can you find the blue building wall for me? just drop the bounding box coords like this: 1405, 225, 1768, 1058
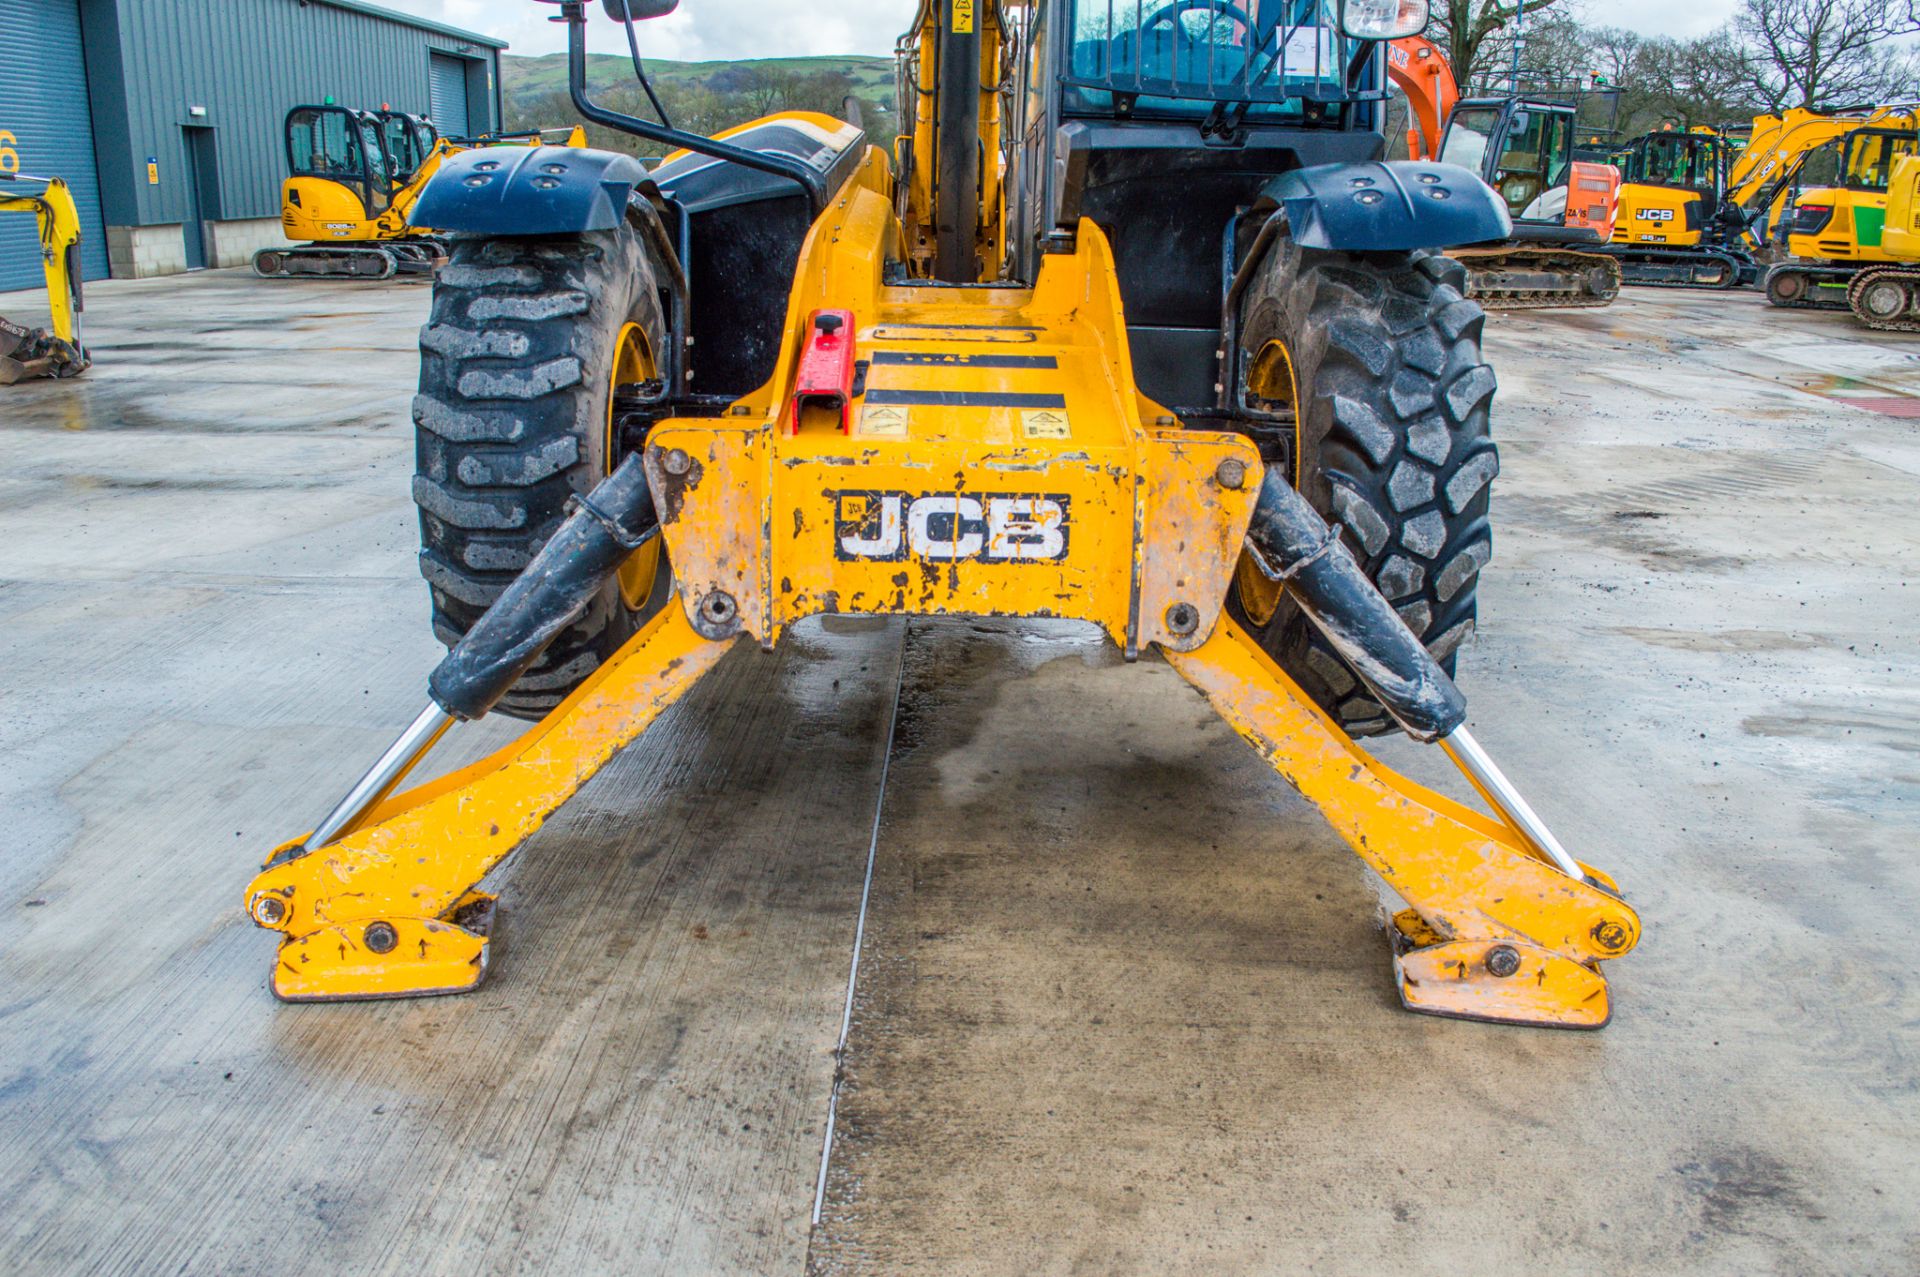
78, 0, 503, 228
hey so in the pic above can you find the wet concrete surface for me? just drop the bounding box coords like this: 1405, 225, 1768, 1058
1, 272, 1916, 1274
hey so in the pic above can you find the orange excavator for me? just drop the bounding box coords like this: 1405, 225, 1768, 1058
1388, 36, 1455, 162
1387, 37, 1622, 308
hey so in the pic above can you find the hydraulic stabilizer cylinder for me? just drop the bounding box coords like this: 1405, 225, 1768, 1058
1244, 471, 1466, 742
1244, 470, 1585, 880
300, 455, 661, 850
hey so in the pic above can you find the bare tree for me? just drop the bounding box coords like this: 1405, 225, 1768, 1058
1429, 0, 1583, 91
1734, 0, 1920, 109
1633, 30, 1761, 130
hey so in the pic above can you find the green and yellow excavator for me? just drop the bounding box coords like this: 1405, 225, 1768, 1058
1845, 152, 1920, 330
1766, 117, 1920, 309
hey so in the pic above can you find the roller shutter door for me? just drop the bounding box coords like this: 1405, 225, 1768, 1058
428, 54, 471, 139
0, 0, 108, 292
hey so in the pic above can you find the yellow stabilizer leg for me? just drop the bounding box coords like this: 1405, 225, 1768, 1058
245, 605, 737, 1001
1165, 616, 1640, 1030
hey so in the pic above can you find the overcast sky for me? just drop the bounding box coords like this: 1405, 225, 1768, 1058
384, 0, 1742, 61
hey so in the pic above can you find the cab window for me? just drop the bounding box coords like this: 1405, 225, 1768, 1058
288, 109, 364, 179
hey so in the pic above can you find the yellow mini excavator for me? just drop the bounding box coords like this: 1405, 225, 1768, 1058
0, 171, 89, 385
1846, 152, 1920, 330
242, 0, 1640, 1031
253, 104, 458, 279
1766, 119, 1920, 309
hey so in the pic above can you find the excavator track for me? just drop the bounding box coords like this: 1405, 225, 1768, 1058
1451, 246, 1622, 309
1764, 262, 1858, 310
1848, 265, 1920, 331
252, 239, 448, 281
1603, 246, 1750, 290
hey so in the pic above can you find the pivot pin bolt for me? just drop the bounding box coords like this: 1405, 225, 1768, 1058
1216, 458, 1247, 490
1165, 602, 1200, 636
250, 895, 286, 928
363, 921, 399, 954
1486, 944, 1521, 978
1591, 920, 1631, 952
661, 447, 692, 476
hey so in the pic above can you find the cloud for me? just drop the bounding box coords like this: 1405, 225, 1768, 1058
375, 0, 1746, 59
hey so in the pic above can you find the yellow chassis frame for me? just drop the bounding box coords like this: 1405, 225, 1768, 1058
246, 148, 1640, 1028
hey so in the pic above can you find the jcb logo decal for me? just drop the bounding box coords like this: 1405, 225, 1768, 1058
1636, 208, 1674, 221
833, 491, 1068, 563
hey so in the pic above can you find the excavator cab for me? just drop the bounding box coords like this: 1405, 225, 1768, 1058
1440, 98, 1577, 222
284, 105, 394, 222
374, 110, 440, 184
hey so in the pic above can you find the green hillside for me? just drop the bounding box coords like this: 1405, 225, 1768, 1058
501, 53, 897, 155
504, 52, 895, 103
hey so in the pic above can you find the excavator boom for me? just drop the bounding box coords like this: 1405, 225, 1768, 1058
0, 171, 89, 385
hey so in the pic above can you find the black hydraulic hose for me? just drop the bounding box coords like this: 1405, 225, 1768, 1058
932, 7, 981, 282
1244, 469, 1467, 742
559, 2, 827, 213
427, 455, 660, 721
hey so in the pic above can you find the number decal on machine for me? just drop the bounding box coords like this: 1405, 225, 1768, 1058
1636, 208, 1674, 221
0, 131, 19, 175
833, 491, 1069, 563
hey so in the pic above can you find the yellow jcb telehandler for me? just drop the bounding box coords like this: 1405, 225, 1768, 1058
242, 0, 1640, 1030
0, 171, 89, 385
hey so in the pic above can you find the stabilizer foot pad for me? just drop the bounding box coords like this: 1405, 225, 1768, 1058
1391, 910, 1610, 1030
270, 891, 497, 1003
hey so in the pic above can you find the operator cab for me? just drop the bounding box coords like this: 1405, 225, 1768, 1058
1837, 127, 1920, 192
1439, 99, 1576, 223
285, 105, 394, 217
375, 110, 440, 184
1616, 131, 1727, 207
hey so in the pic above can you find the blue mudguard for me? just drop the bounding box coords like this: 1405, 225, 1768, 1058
411, 145, 649, 235
1260, 161, 1512, 252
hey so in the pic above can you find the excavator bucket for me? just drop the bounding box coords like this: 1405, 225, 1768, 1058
241, 0, 1640, 1031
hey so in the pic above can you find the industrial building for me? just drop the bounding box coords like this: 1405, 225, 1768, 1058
0, 0, 505, 290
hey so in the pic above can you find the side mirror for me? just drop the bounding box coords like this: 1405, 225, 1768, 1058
602, 0, 678, 18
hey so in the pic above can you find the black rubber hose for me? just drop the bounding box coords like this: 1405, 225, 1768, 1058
933, 8, 981, 282
1245, 470, 1467, 742
427, 455, 660, 721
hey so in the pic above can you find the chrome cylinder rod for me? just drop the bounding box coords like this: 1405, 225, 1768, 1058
304, 703, 453, 850
1440, 726, 1586, 880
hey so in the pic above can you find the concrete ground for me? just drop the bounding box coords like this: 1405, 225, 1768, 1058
0, 271, 1915, 1276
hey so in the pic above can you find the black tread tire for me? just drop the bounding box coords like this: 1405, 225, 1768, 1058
412, 227, 668, 720
1234, 242, 1498, 736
